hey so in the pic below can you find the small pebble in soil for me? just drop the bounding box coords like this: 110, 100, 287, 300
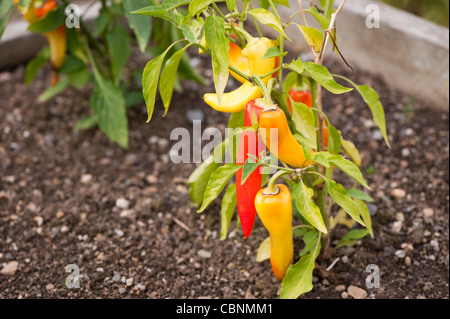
115, 198, 130, 209
335, 285, 346, 292
114, 229, 124, 237
405, 256, 412, 267
390, 188, 406, 198
395, 250, 407, 259
347, 285, 368, 299
0, 261, 19, 275
80, 174, 92, 184
423, 208, 434, 224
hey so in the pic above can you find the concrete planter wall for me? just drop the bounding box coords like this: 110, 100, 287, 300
1, 0, 448, 111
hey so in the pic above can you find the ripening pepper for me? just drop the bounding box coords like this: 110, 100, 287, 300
204, 38, 278, 113
257, 99, 312, 168
235, 99, 265, 238
255, 184, 293, 280
15, 0, 66, 86
287, 88, 313, 112
34, 1, 67, 85
229, 37, 277, 85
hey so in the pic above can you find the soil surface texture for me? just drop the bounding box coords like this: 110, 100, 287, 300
0, 49, 448, 299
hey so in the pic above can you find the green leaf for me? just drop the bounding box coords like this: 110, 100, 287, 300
354, 199, 374, 238
248, 8, 289, 39
0, 0, 14, 17
188, 156, 222, 206
241, 158, 260, 185
297, 25, 323, 53
67, 68, 91, 89
91, 75, 129, 149
205, 15, 229, 104
197, 164, 241, 213
160, 44, 192, 115
93, 9, 110, 37
281, 239, 320, 299
287, 58, 304, 74
75, 115, 97, 131
131, 6, 170, 20
324, 178, 365, 226
123, 0, 152, 52
188, 141, 227, 206
38, 77, 69, 102
27, 6, 65, 33
335, 75, 391, 148
107, 24, 131, 85
226, 0, 236, 12
297, 229, 319, 257
142, 42, 179, 122
161, 0, 191, 11
341, 138, 362, 166
303, 62, 353, 94
293, 180, 328, 234
327, 124, 341, 155
347, 188, 375, 203
336, 229, 369, 248
291, 100, 317, 147
220, 183, 237, 240
59, 55, 85, 74
273, 0, 290, 7
227, 111, 245, 129
25, 47, 50, 85
188, 0, 213, 17
125, 91, 144, 108
327, 155, 370, 189
262, 46, 282, 59
256, 237, 271, 262
305, 7, 330, 31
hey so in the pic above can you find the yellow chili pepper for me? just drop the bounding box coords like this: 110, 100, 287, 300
204, 82, 262, 113
255, 184, 293, 280
229, 37, 277, 85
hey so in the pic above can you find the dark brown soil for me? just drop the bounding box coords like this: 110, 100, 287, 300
0, 49, 448, 299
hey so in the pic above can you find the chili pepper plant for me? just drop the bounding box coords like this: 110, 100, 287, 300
0, 0, 203, 148
138, 0, 391, 299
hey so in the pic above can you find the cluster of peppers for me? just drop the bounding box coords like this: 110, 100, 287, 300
14, 0, 66, 85
202, 32, 329, 280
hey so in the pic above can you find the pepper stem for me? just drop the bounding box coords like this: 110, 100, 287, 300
252, 74, 275, 109
266, 170, 289, 195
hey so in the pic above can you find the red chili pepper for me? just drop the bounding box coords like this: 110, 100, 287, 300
286, 88, 313, 112
235, 99, 265, 238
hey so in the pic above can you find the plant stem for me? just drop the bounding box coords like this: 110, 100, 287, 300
267, 170, 289, 194
252, 74, 274, 107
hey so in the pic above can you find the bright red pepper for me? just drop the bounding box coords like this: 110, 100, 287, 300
287, 88, 313, 112
235, 99, 265, 238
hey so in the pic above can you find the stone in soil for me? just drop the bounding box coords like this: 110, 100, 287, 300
347, 285, 368, 299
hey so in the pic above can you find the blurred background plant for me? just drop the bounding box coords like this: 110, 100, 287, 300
0, 0, 204, 149
381, 0, 449, 27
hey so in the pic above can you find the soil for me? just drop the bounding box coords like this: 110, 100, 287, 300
0, 47, 448, 300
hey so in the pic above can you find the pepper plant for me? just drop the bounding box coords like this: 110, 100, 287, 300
138, 0, 389, 299
0, 0, 203, 148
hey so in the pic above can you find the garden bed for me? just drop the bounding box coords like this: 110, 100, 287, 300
0, 48, 448, 299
